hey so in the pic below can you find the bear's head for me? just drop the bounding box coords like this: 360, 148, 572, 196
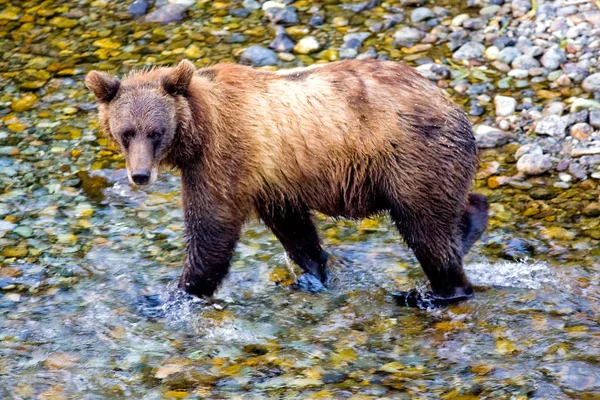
85, 60, 195, 186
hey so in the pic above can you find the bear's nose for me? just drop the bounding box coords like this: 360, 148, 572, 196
131, 169, 151, 185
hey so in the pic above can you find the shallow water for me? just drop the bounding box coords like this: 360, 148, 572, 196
1, 0, 600, 399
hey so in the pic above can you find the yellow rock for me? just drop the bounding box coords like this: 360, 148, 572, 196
49, 16, 78, 28
184, 45, 202, 59
470, 364, 493, 375
11, 93, 37, 112
379, 361, 405, 373
0, 7, 20, 21
495, 339, 518, 355
1, 246, 28, 258
434, 320, 466, 332
0, 267, 22, 277
93, 38, 121, 50
164, 391, 189, 399
541, 226, 575, 240
57, 233, 77, 244
8, 123, 26, 132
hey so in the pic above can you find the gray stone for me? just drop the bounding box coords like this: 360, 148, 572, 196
145, 4, 187, 23
511, 55, 540, 70
264, 6, 299, 26
411, 7, 435, 23
568, 163, 588, 180
341, 0, 380, 13
128, 0, 149, 16
463, 18, 486, 30
474, 125, 511, 148
497, 46, 522, 64
452, 41, 485, 61
494, 95, 517, 117
339, 48, 358, 59
582, 73, 600, 92
515, 143, 543, 160
240, 46, 278, 66
541, 46, 566, 70
589, 109, 600, 129
517, 153, 552, 175
243, 0, 261, 11
393, 27, 424, 47
511, 0, 532, 18
415, 63, 450, 80
343, 32, 371, 47
571, 144, 600, 157
534, 115, 568, 139
269, 33, 294, 53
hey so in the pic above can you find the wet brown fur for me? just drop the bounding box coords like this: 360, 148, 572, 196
86, 59, 488, 302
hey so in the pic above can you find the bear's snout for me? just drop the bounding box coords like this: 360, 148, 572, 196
131, 169, 151, 186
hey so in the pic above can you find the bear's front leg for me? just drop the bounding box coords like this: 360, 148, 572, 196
178, 212, 243, 297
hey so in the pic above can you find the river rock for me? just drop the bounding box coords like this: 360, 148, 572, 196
411, 7, 434, 23
534, 115, 568, 139
269, 27, 295, 52
128, 0, 149, 16
515, 144, 543, 160
570, 123, 593, 141
294, 36, 320, 54
582, 73, 600, 92
494, 95, 517, 117
452, 41, 485, 61
511, 55, 540, 69
589, 109, 600, 129
474, 125, 511, 148
541, 46, 566, 70
265, 6, 299, 26
145, 4, 187, 23
415, 63, 450, 80
240, 46, 278, 66
393, 27, 424, 47
517, 153, 552, 175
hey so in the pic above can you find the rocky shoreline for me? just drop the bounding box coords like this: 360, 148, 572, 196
128, 0, 600, 184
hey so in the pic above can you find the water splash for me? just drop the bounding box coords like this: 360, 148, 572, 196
465, 259, 558, 290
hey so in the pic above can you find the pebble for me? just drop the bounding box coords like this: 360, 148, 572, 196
145, 4, 187, 23
541, 46, 566, 70
589, 109, 600, 129
517, 153, 552, 175
240, 46, 278, 66
411, 7, 435, 23
270, 28, 295, 53
393, 27, 424, 47
494, 95, 517, 117
511, 55, 540, 70
534, 115, 568, 140
265, 6, 299, 26
128, 0, 149, 16
582, 73, 600, 92
243, 0, 261, 11
474, 125, 511, 148
11, 93, 37, 112
452, 42, 485, 61
293, 36, 321, 54
415, 63, 450, 80
570, 123, 593, 141
308, 13, 325, 27
515, 144, 543, 160
497, 46, 522, 64
569, 162, 588, 179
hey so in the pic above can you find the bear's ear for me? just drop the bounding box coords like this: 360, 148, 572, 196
85, 71, 121, 103
162, 59, 195, 96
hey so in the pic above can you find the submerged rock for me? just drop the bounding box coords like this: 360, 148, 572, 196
128, 0, 149, 16
517, 153, 552, 175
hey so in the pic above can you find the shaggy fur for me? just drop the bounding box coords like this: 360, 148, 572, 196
86, 59, 489, 306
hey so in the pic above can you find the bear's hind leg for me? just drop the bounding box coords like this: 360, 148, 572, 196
257, 199, 329, 289
390, 205, 473, 309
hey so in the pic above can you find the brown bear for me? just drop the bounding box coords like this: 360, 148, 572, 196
86, 59, 489, 308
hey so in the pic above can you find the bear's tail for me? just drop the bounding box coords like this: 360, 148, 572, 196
460, 193, 489, 255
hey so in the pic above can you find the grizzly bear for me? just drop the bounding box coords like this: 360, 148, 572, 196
86, 59, 489, 308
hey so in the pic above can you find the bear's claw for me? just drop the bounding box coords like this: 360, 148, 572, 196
392, 288, 473, 309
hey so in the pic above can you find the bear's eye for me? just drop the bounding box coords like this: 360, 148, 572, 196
121, 130, 135, 148
148, 130, 162, 140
